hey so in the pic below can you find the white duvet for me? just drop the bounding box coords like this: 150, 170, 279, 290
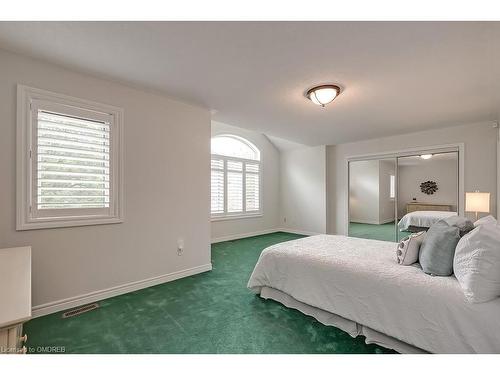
397, 210, 457, 231
247, 235, 500, 353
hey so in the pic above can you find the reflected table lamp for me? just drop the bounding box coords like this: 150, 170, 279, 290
465, 191, 490, 220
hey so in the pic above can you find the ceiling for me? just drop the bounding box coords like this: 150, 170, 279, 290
1, 22, 499, 145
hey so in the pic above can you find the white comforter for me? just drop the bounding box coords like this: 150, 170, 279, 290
397, 210, 457, 231
247, 235, 500, 353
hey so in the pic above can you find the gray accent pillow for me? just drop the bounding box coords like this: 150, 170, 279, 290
419, 220, 460, 276
443, 216, 474, 237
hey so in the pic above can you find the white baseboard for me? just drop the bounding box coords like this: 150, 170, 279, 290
276, 228, 323, 236
211, 228, 279, 243
31, 263, 212, 318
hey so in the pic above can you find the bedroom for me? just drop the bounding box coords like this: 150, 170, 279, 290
1, 2, 500, 373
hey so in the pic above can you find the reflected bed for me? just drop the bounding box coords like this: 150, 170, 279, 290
397, 210, 457, 232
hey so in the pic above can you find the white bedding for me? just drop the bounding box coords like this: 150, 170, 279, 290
247, 235, 500, 353
397, 210, 457, 231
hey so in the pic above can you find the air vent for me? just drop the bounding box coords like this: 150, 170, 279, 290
62, 303, 99, 318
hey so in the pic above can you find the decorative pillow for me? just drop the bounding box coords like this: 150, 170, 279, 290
396, 231, 426, 265
443, 216, 475, 237
454, 223, 500, 303
419, 220, 460, 276
474, 215, 497, 227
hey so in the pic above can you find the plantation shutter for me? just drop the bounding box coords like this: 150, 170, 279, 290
245, 163, 260, 211
210, 135, 261, 217
227, 160, 243, 213
36, 110, 111, 210
211, 158, 224, 214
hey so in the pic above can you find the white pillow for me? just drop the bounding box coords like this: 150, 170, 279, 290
453, 223, 500, 303
474, 215, 497, 227
396, 231, 426, 266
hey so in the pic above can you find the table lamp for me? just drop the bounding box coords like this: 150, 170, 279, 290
465, 191, 490, 220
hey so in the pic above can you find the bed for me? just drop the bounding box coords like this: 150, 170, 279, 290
397, 210, 457, 232
247, 235, 500, 353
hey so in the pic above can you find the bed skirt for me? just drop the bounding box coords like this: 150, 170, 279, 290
259, 286, 427, 354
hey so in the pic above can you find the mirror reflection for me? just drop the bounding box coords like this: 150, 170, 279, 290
348, 158, 397, 242
396, 152, 458, 241
348, 151, 459, 243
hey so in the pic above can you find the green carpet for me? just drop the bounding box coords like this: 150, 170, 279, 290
24, 232, 395, 354
349, 222, 411, 242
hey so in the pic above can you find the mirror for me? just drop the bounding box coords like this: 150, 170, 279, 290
348, 150, 460, 243
396, 151, 459, 240
348, 158, 397, 242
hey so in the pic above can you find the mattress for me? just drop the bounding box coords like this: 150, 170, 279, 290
397, 210, 457, 231
247, 235, 500, 353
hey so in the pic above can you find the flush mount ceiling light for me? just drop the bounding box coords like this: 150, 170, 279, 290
420, 154, 433, 160
306, 84, 341, 107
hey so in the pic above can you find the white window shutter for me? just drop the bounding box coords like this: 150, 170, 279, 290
17, 85, 124, 230
36, 111, 111, 209
227, 171, 243, 213
245, 172, 259, 211
210, 136, 261, 218
211, 158, 224, 214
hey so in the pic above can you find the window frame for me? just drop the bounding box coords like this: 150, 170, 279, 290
210, 135, 262, 221
389, 174, 396, 200
16, 85, 124, 230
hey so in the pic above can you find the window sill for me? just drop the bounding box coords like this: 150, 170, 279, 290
16, 217, 124, 231
211, 213, 263, 222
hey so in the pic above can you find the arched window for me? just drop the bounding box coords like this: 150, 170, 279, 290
211, 135, 261, 218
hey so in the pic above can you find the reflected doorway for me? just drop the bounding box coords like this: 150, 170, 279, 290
348, 158, 397, 242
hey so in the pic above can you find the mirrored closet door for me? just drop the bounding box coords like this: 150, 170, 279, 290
396, 151, 459, 241
348, 150, 460, 243
348, 158, 397, 242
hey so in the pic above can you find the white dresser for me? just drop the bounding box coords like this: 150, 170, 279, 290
0, 247, 31, 354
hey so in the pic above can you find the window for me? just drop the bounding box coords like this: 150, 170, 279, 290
211, 135, 261, 219
17, 85, 124, 230
389, 174, 396, 199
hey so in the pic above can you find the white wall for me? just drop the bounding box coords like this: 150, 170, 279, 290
327, 121, 498, 235
349, 160, 380, 224
210, 121, 280, 242
349, 159, 395, 225
280, 146, 327, 234
0, 49, 211, 313
378, 159, 396, 223
397, 155, 458, 218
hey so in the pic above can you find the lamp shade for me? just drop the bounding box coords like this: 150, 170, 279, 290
466, 192, 490, 213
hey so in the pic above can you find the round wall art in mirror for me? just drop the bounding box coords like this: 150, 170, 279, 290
420, 181, 438, 195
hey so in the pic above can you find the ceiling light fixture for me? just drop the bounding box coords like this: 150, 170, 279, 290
306, 84, 341, 107
420, 154, 433, 160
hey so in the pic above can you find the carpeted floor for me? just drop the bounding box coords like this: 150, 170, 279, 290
349, 222, 410, 242
24, 232, 395, 354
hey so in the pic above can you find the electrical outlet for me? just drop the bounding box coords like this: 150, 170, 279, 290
177, 238, 184, 256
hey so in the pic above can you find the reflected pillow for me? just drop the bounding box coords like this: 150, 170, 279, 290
397, 231, 426, 266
